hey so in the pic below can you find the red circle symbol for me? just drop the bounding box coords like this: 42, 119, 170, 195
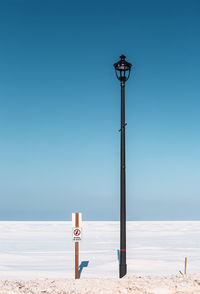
73, 229, 81, 236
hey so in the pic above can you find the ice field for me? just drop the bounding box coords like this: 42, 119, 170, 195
0, 221, 200, 279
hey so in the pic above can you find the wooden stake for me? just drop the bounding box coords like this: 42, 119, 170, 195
185, 257, 187, 275
75, 213, 79, 279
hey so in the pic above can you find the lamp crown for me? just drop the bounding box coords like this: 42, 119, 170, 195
120, 55, 126, 60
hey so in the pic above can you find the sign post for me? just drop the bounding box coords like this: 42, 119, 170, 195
72, 213, 82, 279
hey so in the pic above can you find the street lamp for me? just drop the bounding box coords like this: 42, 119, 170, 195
114, 55, 132, 278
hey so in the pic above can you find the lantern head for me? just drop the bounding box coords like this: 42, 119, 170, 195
114, 55, 132, 82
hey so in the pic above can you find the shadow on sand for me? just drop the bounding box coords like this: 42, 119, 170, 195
79, 261, 89, 278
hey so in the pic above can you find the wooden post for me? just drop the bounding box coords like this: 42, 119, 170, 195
185, 257, 187, 275
75, 213, 79, 279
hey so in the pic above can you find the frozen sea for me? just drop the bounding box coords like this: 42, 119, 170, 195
0, 221, 200, 279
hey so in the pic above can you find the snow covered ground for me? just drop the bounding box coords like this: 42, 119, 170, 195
1, 274, 200, 294
0, 221, 200, 280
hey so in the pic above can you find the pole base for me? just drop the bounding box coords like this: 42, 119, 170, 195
119, 264, 127, 278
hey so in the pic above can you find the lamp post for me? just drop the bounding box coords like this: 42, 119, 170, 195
114, 55, 132, 278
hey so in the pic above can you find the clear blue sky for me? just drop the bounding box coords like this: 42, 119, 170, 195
0, 0, 200, 220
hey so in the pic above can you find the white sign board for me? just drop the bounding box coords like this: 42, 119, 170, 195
72, 227, 82, 242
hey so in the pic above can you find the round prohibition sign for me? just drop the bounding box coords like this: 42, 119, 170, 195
73, 228, 81, 236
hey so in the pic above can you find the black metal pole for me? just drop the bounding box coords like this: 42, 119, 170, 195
120, 80, 127, 278
114, 54, 131, 279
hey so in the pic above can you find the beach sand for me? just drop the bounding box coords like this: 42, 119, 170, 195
1, 274, 200, 294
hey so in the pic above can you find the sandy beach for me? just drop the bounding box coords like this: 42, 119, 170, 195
1, 274, 200, 294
